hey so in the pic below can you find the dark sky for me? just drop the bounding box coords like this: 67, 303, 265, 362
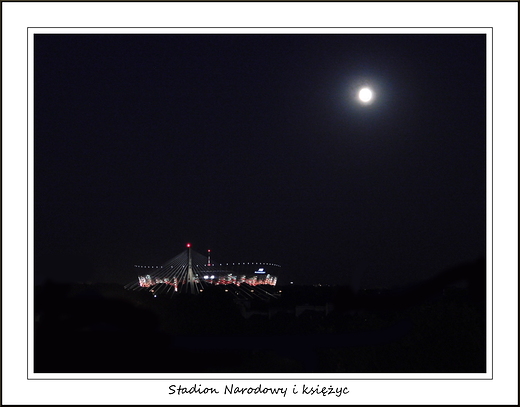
34, 34, 487, 287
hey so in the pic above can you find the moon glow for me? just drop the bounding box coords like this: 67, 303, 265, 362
359, 87, 373, 103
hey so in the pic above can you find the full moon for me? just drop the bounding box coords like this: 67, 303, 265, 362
359, 87, 373, 103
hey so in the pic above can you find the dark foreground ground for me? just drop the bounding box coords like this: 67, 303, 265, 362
34, 259, 486, 373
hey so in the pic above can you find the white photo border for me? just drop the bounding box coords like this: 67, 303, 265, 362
3, 2, 517, 405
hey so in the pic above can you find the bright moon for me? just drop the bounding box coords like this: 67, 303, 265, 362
359, 87, 373, 103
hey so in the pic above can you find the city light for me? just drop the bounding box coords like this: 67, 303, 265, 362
132, 245, 280, 294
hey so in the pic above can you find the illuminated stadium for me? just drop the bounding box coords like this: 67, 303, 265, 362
125, 244, 281, 298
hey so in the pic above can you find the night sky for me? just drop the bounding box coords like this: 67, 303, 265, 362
34, 34, 487, 287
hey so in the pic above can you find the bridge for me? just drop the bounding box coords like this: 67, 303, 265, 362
125, 243, 281, 298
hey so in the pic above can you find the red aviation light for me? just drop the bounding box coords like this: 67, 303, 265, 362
186, 243, 191, 248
